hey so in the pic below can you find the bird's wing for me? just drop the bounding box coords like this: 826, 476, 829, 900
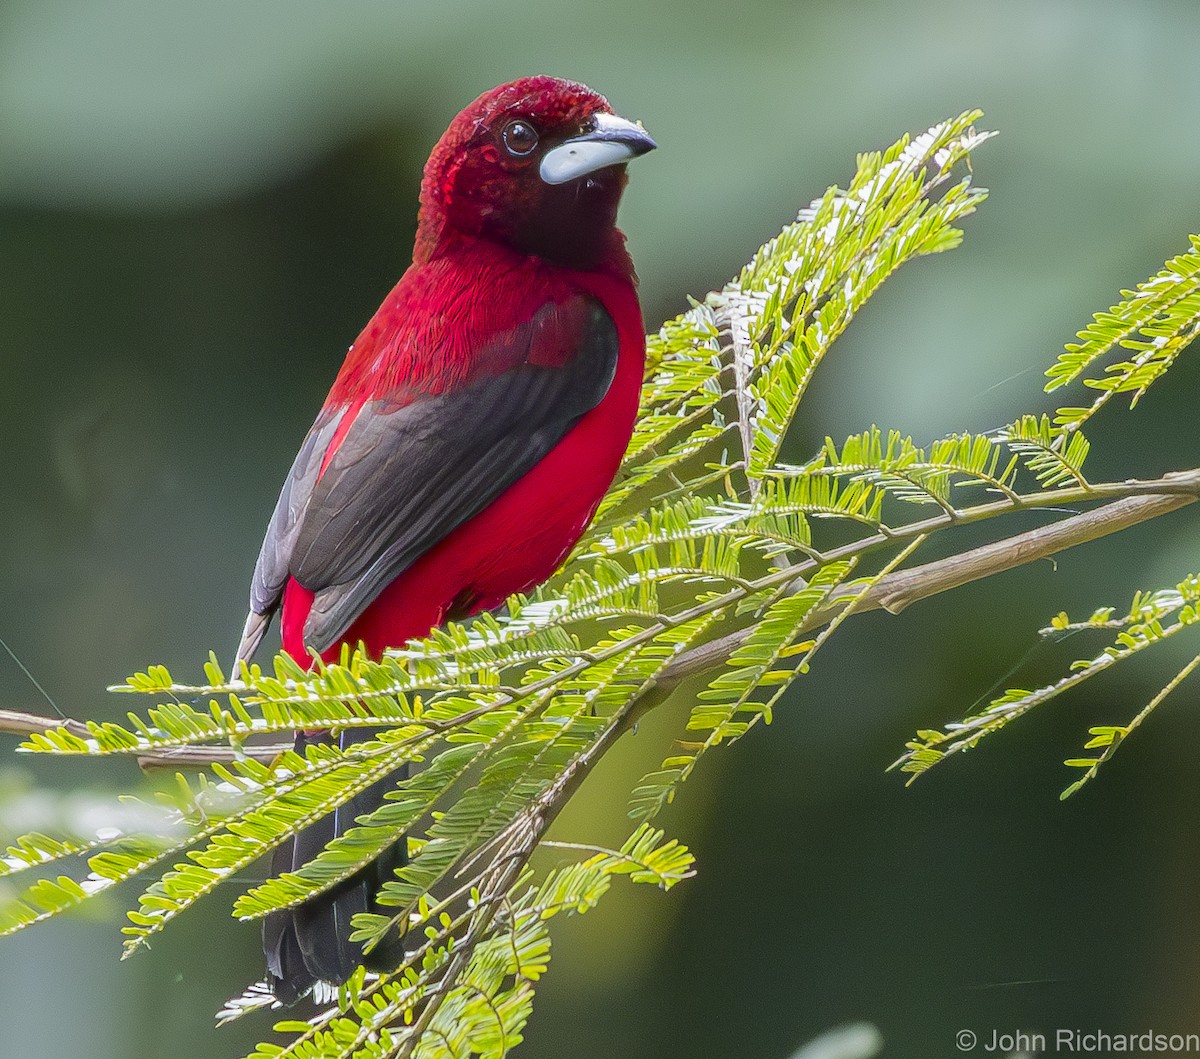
236, 295, 618, 660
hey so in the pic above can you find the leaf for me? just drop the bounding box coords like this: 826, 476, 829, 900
895, 574, 1200, 784
1044, 234, 1200, 435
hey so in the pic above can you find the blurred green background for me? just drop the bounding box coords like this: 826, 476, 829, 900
2, 1, 1199, 1056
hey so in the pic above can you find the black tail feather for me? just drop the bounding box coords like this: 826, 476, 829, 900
264, 728, 409, 1002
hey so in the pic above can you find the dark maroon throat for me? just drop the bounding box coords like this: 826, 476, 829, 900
510, 173, 626, 270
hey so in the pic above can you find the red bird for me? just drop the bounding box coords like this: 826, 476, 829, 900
234, 76, 654, 1002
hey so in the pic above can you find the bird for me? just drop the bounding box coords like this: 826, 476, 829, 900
233, 75, 655, 1004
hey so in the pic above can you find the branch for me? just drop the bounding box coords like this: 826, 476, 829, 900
836, 491, 1192, 618
133, 743, 292, 768
0, 710, 91, 740
626, 488, 1195, 725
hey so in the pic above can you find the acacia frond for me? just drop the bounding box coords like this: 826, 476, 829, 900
893, 573, 1200, 786
0, 834, 169, 937
29, 651, 429, 755
354, 612, 717, 958
808, 427, 1020, 509
630, 561, 853, 822
738, 113, 992, 481
233, 745, 479, 920
238, 826, 691, 1059
998, 415, 1090, 489
1058, 651, 1200, 800
123, 736, 417, 953
1, 742, 376, 938
2, 831, 110, 880
1045, 233, 1200, 432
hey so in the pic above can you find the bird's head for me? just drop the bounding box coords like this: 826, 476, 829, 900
416, 76, 655, 270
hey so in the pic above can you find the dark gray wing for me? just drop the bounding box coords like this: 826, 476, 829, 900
235, 410, 345, 663
236, 297, 618, 659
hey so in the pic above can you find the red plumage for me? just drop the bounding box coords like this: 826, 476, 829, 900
281, 241, 646, 660
236, 75, 654, 1001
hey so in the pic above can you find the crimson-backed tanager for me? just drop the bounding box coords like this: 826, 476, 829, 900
233, 76, 654, 1003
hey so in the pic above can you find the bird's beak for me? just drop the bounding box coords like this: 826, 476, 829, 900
539, 112, 656, 186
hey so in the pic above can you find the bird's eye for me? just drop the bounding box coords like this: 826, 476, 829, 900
502, 119, 539, 157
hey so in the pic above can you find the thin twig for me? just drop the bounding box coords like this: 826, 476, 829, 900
136, 743, 292, 768
0, 710, 91, 740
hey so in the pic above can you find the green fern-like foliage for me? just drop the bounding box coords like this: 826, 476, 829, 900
886, 235, 1200, 796
894, 574, 1200, 798
3, 110, 1200, 1059
1045, 235, 1200, 431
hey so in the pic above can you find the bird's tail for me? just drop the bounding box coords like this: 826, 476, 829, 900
262, 727, 408, 1004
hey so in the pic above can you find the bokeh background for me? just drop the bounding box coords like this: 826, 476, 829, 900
2, 1, 1199, 1056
